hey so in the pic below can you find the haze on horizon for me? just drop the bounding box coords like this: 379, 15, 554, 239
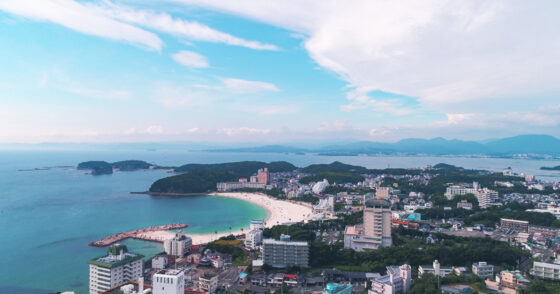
1, 0, 559, 144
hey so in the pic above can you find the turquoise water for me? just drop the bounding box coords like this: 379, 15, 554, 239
1, 150, 559, 293
0, 152, 267, 294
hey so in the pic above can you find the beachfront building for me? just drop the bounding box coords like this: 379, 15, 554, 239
533, 261, 560, 281
369, 264, 412, 294
245, 219, 265, 249
472, 262, 494, 280
312, 179, 330, 194
163, 230, 192, 257
314, 195, 335, 216
88, 244, 144, 294
258, 168, 270, 184
263, 235, 309, 268
344, 199, 392, 251
153, 269, 185, 294
216, 180, 267, 192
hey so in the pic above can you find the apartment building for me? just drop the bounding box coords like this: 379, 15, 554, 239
263, 235, 309, 268
472, 262, 494, 279
88, 244, 143, 294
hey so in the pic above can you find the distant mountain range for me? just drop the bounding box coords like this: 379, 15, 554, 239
204, 135, 560, 156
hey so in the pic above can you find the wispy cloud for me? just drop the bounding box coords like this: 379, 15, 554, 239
217, 127, 271, 136
172, 50, 209, 68
0, 0, 162, 51
94, 1, 278, 51
221, 78, 279, 93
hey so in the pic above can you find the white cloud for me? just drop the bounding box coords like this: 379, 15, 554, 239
222, 78, 279, 93
317, 119, 353, 132
172, 50, 209, 68
93, 1, 278, 51
0, 0, 162, 51
173, 0, 560, 112
217, 127, 271, 136
146, 125, 164, 134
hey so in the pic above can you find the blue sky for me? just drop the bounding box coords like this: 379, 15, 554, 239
1, 0, 559, 143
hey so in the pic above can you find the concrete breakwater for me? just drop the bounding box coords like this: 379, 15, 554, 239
89, 223, 188, 247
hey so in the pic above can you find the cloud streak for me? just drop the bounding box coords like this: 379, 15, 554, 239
0, 0, 162, 51
172, 50, 209, 68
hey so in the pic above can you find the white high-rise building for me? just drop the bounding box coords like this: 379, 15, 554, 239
88, 244, 144, 294
312, 179, 329, 194
153, 269, 185, 294
245, 229, 264, 249
163, 230, 192, 257
369, 264, 412, 294
344, 199, 392, 251
245, 219, 265, 249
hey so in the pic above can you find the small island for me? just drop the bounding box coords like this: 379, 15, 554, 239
541, 165, 560, 171
77, 161, 113, 175
77, 160, 156, 175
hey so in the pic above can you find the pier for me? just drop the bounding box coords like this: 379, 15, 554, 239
89, 223, 188, 247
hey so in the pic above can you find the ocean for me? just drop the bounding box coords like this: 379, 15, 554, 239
1, 149, 559, 293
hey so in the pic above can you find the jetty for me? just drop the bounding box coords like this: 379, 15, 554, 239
89, 223, 188, 247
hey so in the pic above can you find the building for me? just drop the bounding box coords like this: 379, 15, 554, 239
198, 273, 218, 294
497, 270, 530, 288
528, 224, 560, 239
312, 179, 330, 194
245, 229, 264, 249
418, 260, 453, 278
314, 195, 336, 215
344, 199, 392, 251
457, 200, 473, 210
472, 262, 494, 280
475, 188, 498, 209
500, 218, 529, 232
263, 235, 309, 268
257, 168, 270, 184
250, 219, 265, 231
533, 261, 560, 281
528, 207, 560, 219
323, 283, 353, 294
245, 220, 265, 249
88, 244, 144, 294
153, 269, 185, 294
369, 264, 412, 294
152, 256, 168, 269
216, 181, 266, 192
376, 187, 391, 199
444, 182, 498, 208
164, 230, 192, 257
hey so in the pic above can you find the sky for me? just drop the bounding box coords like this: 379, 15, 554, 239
1, 0, 559, 143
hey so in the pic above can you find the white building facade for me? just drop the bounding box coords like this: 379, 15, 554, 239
153, 269, 185, 294
88, 244, 144, 294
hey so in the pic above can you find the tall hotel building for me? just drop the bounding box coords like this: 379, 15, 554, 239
344, 199, 392, 251
257, 168, 270, 184
88, 244, 143, 294
263, 234, 309, 268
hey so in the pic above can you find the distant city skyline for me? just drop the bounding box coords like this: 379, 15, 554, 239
1, 0, 560, 143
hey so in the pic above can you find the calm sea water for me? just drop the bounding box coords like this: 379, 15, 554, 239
1, 150, 559, 293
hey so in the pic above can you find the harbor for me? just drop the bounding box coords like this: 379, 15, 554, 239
89, 223, 188, 247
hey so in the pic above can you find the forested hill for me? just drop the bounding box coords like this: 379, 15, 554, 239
174, 161, 296, 176
149, 170, 239, 194
77, 160, 155, 175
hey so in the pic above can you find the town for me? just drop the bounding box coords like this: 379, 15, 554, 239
87, 162, 560, 294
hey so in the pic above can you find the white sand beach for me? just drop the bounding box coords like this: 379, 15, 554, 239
142, 192, 314, 245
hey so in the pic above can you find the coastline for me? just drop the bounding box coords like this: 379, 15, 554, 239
142, 192, 313, 245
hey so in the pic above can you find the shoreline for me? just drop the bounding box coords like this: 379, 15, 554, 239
141, 192, 313, 245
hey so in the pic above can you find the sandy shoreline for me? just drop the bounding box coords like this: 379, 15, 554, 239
142, 192, 313, 245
